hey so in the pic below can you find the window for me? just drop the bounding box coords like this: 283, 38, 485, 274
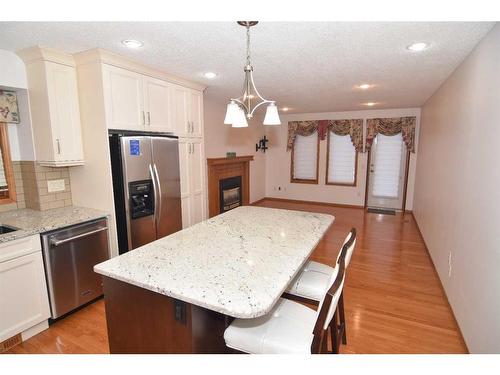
326, 132, 357, 186
291, 132, 319, 184
0, 123, 17, 203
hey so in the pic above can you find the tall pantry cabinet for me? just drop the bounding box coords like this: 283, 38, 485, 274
69, 49, 207, 257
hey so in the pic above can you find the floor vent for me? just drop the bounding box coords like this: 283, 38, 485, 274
0, 333, 22, 353
367, 208, 396, 215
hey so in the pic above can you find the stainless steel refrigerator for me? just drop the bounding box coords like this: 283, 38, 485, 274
109, 131, 182, 254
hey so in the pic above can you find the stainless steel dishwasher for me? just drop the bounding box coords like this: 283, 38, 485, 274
41, 218, 109, 319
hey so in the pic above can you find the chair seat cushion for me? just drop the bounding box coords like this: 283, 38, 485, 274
285, 261, 335, 301
224, 298, 316, 354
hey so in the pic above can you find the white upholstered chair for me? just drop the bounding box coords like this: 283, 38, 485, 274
223, 261, 346, 354
284, 228, 356, 347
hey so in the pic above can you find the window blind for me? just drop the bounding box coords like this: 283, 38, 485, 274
293, 132, 318, 180
372, 133, 404, 198
328, 132, 356, 184
0, 146, 7, 190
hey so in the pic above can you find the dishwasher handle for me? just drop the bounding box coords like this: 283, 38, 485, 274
49, 227, 108, 247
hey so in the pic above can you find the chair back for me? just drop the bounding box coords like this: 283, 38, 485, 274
310, 260, 346, 353
337, 228, 356, 268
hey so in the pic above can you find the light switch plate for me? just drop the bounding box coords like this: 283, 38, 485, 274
47, 179, 65, 193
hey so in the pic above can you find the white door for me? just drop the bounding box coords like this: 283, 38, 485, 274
0, 252, 50, 341
367, 133, 407, 210
178, 138, 192, 228
143, 77, 172, 133
103, 65, 144, 131
172, 85, 190, 136
45, 62, 84, 163
190, 139, 206, 225
189, 90, 203, 137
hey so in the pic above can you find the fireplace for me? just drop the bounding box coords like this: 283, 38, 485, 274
219, 176, 242, 213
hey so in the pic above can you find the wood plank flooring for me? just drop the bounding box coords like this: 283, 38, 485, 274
6, 199, 467, 354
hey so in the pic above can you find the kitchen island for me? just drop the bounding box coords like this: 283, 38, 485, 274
94, 206, 334, 353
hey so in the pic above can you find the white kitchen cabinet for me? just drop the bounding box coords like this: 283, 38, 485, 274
172, 85, 203, 137
19, 47, 84, 166
102, 65, 173, 133
178, 137, 206, 228
0, 235, 50, 343
102, 65, 144, 131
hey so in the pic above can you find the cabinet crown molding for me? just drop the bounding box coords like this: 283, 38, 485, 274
17, 46, 76, 67
74, 48, 207, 92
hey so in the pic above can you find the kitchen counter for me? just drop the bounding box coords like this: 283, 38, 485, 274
95, 206, 334, 319
0, 206, 110, 244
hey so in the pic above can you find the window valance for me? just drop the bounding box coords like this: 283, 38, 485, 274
366, 116, 416, 153
287, 119, 363, 151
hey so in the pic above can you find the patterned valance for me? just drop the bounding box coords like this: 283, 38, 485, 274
366, 117, 416, 153
287, 119, 363, 151
327, 119, 363, 152
0, 90, 20, 124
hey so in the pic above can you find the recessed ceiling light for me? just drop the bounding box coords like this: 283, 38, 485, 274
122, 39, 144, 49
358, 84, 372, 90
282, 107, 289, 112
203, 72, 217, 79
407, 42, 429, 52
364, 102, 377, 107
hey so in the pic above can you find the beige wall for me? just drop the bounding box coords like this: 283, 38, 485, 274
264, 108, 420, 208
413, 24, 500, 353
203, 96, 266, 203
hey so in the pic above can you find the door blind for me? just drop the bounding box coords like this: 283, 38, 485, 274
293, 132, 318, 180
328, 132, 356, 184
372, 133, 404, 198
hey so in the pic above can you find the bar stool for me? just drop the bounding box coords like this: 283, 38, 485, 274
284, 228, 356, 347
223, 261, 346, 354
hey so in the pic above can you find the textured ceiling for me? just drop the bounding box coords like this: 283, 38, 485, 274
0, 22, 495, 113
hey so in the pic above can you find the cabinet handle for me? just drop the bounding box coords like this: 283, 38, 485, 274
147, 111, 151, 125
191, 121, 194, 133
56, 139, 61, 154
142, 111, 145, 125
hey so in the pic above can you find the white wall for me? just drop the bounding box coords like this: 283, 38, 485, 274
413, 24, 500, 353
265, 108, 420, 209
203, 95, 266, 203
0, 49, 36, 161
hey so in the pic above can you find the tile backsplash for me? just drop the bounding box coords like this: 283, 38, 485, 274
20, 161, 72, 211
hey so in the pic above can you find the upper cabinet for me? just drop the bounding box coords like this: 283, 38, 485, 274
172, 84, 203, 137
18, 47, 84, 167
102, 65, 173, 133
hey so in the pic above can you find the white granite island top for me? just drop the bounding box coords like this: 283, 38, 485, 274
94, 206, 334, 319
0, 206, 109, 243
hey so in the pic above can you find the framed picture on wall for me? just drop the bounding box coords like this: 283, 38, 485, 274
0, 90, 20, 124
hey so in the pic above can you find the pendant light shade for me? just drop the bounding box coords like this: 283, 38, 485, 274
231, 105, 249, 128
263, 102, 281, 125
224, 101, 239, 125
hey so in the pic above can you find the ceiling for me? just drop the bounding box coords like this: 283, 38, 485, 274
0, 22, 495, 113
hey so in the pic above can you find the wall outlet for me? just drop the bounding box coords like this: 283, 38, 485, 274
448, 251, 452, 278
47, 179, 65, 193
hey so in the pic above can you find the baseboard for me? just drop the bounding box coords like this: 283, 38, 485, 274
250, 198, 267, 206
410, 212, 469, 353
254, 197, 365, 209
21, 320, 49, 341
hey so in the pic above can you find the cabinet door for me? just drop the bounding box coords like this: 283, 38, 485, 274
190, 139, 206, 225
172, 84, 190, 136
143, 77, 172, 133
178, 138, 192, 228
103, 65, 144, 131
189, 90, 203, 137
0, 252, 50, 341
45, 62, 84, 163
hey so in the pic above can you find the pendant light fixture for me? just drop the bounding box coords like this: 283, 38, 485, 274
224, 21, 281, 127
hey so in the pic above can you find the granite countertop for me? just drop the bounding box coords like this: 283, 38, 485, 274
94, 206, 334, 319
0, 206, 110, 243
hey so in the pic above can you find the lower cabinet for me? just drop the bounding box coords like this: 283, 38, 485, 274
0, 235, 50, 343
178, 137, 207, 228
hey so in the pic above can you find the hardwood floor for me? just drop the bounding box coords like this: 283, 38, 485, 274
6, 199, 467, 354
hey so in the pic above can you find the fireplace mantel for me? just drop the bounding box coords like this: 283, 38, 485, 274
207, 156, 254, 218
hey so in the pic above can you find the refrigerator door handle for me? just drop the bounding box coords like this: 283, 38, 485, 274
149, 164, 159, 225
153, 163, 162, 226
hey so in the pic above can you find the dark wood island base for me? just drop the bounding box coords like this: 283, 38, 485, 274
102, 276, 229, 354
